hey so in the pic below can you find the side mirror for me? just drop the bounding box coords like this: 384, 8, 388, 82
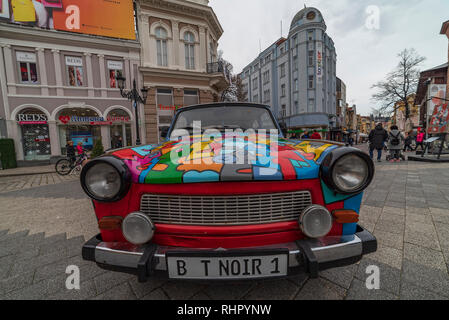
160, 127, 169, 139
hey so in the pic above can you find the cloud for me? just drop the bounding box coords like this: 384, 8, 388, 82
209, 0, 448, 115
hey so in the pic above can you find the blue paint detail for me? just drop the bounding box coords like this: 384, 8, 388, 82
253, 165, 283, 180
132, 145, 156, 157
342, 192, 364, 235
183, 171, 220, 183
321, 180, 354, 204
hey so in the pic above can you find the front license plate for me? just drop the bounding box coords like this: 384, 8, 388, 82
166, 251, 289, 280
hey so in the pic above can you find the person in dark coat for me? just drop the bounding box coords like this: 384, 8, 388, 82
66, 141, 76, 165
368, 123, 388, 162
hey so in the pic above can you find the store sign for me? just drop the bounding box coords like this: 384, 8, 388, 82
316, 42, 323, 85
0, 0, 135, 40
59, 115, 130, 125
107, 61, 123, 70
16, 51, 37, 63
65, 56, 83, 67
18, 113, 48, 125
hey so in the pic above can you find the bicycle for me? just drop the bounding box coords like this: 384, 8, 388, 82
55, 153, 88, 176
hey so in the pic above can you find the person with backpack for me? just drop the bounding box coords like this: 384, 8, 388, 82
387, 125, 405, 162
368, 123, 388, 162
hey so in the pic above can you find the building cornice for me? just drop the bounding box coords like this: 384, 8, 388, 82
139, 0, 223, 38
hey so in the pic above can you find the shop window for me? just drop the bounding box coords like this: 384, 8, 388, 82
65, 56, 84, 87
16, 108, 50, 161
107, 60, 123, 88
184, 89, 199, 106
16, 52, 38, 84
57, 108, 101, 155
107, 109, 132, 148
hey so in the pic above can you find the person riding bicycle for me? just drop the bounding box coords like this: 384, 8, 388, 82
66, 141, 76, 166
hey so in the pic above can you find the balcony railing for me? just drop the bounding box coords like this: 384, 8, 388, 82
207, 61, 232, 83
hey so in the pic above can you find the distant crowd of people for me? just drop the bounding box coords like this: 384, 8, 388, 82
367, 123, 426, 163
290, 130, 322, 140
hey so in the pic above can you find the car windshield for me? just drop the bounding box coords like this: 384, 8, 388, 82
171, 106, 278, 137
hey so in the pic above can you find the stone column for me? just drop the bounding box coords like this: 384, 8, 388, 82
97, 54, 107, 97
84, 52, 94, 97
173, 87, 184, 108
140, 14, 151, 67
144, 87, 158, 144
48, 120, 61, 157
101, 126, 110, 150
199, 26, 207, 72
172, 19, 180, 67
0, 44, 11, 122
36, 48, 49, 96
52, 49, 64, 96
3, 44, 16, 95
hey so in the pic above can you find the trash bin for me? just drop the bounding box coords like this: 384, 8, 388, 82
0, 139, 17, 169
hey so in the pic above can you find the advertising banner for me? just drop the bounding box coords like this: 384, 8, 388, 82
316, 42, 323, 85
1, 0, 135, 40
428, 103, 449, 134
428, 84, 446, 115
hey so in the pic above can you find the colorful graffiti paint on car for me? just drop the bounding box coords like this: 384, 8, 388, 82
111, 133, 338, 184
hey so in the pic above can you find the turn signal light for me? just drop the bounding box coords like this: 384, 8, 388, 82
333, 210, 359, 224
98, 216, 123, 230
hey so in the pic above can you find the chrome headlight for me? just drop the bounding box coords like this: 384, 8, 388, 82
81, 157, 130, 202
321, 148, 374, 195
299, 205, 333, 239
122, 212, 155, 245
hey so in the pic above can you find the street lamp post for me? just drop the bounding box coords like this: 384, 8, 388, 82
116, 76, 148, 146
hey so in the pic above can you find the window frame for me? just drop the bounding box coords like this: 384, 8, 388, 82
16, 51, 39, 84
184, 32, 195, 70
155, 27, 168, 67
65, 56, 84, 87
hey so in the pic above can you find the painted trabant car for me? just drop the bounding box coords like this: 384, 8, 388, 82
81, 103, 377, 282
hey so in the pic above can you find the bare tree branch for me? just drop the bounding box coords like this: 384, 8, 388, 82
371, 48, 425, 119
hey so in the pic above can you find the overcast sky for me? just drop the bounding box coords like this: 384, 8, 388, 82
209, 0, 449, 116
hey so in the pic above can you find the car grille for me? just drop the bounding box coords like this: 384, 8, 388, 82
139, 191, 312, 226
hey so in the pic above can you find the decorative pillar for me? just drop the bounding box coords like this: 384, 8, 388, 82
3, 44, 16, 95
0, 44, 11, 122
199, 26, 207, 72
101, 126, 110, 150
36, 48, 49, 96
48, 120, 61, 156
140, 14, 151, 67
144, 87, 158, 144
97, 54, 107, 97
84, 52, 94, 97
52, 49, 64, 96
172, 19, 180, 67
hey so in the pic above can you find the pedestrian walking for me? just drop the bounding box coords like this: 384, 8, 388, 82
387, 125, 405, 162
368, 123, 388, 162
301, 131, 310, 139
310, 130, 321, 140
416, 129, 425, 151
403, 133, 414, 152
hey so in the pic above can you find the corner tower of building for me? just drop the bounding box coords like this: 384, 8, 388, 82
240, 6, 337, 135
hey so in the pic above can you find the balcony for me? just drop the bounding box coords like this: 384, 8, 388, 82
207, 61, 231, 92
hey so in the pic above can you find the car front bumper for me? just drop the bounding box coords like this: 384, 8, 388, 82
82, 225, 376, 282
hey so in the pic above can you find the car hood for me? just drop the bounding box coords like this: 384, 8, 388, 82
111, 134, 340, 184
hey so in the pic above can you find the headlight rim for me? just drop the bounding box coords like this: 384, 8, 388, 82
299, 205, 333, 239
80, 156, 131, 202
320, 148, 375, 195
122, 212, 155, 245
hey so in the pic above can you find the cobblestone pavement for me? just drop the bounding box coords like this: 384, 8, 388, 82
1, 155, 449, 300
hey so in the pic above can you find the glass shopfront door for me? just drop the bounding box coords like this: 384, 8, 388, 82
21, 124, 51, 161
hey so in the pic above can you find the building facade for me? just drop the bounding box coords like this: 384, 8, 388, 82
441, 20, 449, 100
240, 7, 337, 134
0, 22, 142, 164
137, 0, 230, 144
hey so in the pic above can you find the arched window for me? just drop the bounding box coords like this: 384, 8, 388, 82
155, 27, 168, 67
184, 32, 195, 70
